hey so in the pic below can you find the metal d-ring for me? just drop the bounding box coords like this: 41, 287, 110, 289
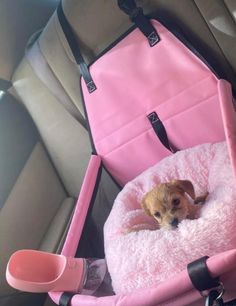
215, 282, 225, 301
204, 282, 225, 306
201, 281, 225, 298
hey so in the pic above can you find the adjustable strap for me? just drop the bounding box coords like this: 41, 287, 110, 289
147, 112, 177, 153
188, 256, 226, 305
57, 2, 96, 94
118, 0, 160, 46
57, 0, 160, 94
187, 256, 219, 291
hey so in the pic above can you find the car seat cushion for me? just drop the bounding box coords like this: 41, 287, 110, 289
104, 141, 236, 294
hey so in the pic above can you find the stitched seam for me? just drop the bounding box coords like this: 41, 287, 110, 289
37, 45, 86, 125
38, 43, 79, 117
102, 92, 218, 157
29, 40, 81, 120
94, 76, 215, 148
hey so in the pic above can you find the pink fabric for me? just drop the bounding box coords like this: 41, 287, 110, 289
49, 18, 236, 306
104, 142, 236, 295
219, 80, 236, 181
81, 20, 226, 186
50, 249, 236, 306
49, 155, 101, 303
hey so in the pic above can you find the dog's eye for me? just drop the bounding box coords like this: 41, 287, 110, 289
172, 198, 180, 206
154, 212, 161, 218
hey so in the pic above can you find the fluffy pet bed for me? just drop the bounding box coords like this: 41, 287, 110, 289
104, 142, 236, 294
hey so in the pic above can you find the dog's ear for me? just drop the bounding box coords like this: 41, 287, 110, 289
171, 180, 195, 200
141, 195, 152, 216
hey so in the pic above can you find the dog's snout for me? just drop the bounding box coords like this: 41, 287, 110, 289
171, 218, 179, 227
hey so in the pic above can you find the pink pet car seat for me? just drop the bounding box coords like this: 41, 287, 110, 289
6, 1, 236, 305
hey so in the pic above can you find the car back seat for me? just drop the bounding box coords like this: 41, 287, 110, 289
4, 1, 235, 305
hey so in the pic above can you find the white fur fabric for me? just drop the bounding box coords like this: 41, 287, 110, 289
104, 142, 236, 294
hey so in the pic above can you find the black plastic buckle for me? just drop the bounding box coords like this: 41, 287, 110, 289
118, 0, 137, 15
117, 0, 160, 47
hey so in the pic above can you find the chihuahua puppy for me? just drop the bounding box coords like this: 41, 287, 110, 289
141, 180, 208, 229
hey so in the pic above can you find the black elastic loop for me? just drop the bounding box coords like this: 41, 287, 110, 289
147, 112, 177, 153
118, 0, 160, 46
187, 256, 220, 292
57, 2, 96, 93
59, 292, 75, 306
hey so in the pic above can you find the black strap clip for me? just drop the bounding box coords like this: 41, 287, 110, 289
147, 112, 177, 153
118, 0, 160, 47
57, 2, 97, 94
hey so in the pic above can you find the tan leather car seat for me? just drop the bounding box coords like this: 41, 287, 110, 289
0, 93, 76, 306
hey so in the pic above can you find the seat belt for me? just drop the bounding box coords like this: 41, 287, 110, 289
56, 0, 160, 94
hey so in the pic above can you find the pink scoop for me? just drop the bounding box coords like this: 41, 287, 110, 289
6, 250, 85, 293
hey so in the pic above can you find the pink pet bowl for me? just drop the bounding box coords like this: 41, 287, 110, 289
6, 250, 85, 293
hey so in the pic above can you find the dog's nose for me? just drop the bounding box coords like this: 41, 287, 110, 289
171, 218, 179, 227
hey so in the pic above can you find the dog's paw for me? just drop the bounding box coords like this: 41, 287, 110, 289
123, 223, 159, 234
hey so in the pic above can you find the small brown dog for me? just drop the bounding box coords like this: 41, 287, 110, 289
141, 180, 208, 229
